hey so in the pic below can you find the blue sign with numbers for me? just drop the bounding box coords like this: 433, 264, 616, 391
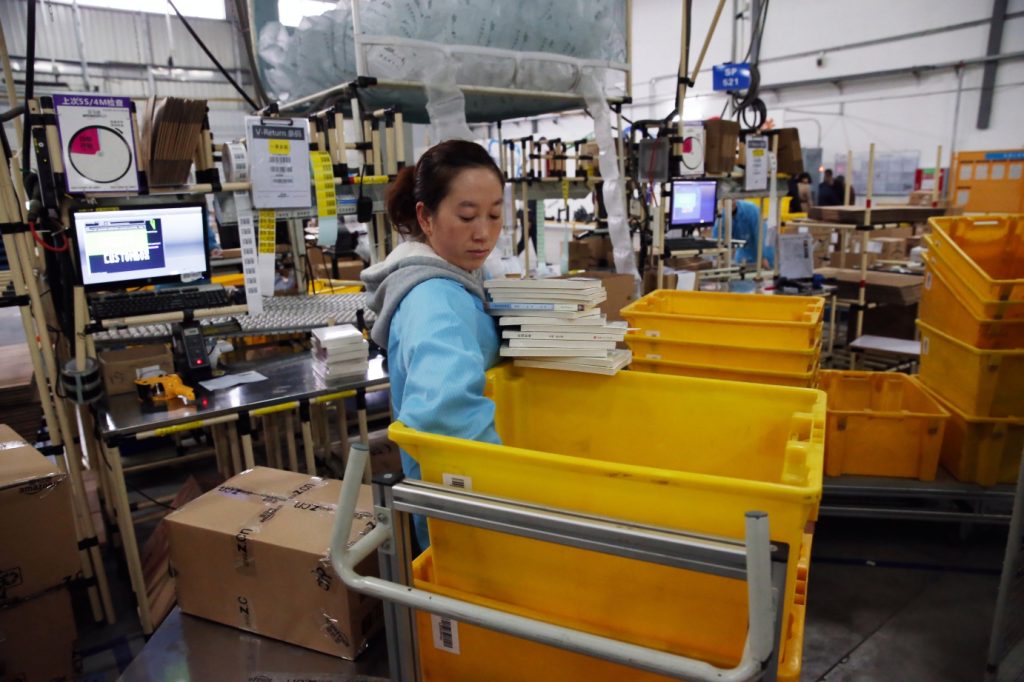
712, 63, 751, 91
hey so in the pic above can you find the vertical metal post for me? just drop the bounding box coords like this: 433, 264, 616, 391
69, 0, 93, 92
724, 197, 733, 276
986, 444, 1024, 679
300, 399, 317, 475
371, 469, 420, 682
106, 442, 155, 634
284, 410, 299, 472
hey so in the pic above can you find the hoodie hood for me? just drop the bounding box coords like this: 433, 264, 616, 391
360, 241, 487, 348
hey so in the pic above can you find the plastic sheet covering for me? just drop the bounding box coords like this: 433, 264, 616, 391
256, 0, 628, 120
578, 69, 637, 279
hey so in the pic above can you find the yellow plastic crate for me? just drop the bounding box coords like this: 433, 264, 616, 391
625, 333, 820, 373
925, 245, 1024, 321
922, 384, 1024, 486
917, 320, 1024, 418
389, 363, 825, 671
927, 215, 1024, 315
412, 534, 813, 682
620, 290, 824, 350
820, 371, 949, 480
629, 356, 819, 388
921, 253, 1024, 349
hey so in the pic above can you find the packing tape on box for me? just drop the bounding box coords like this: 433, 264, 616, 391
222, 142, 249, 182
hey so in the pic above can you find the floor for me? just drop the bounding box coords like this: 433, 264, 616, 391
1, 309, 1019, 681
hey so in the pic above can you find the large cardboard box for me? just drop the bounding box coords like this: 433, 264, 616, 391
703, 119, 739, 174
98, 344, 174, 396
0, 587, 77, 681
773, 128, 804, 175
0, 425, 80, 603
166, 467, 382, 659
816, 268, 924, 305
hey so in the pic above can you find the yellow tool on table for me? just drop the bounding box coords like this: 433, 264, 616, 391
135, 374, 195, 403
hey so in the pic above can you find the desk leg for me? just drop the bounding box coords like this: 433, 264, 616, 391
105, 443, 155, 635
239, 413, 256, 470
284, 412, 299, 472
336, 398, 350, 465
300, 400, 316, 475
357, 389, 371, 483
267, 415, 282, 470
228, 422, 243, 475
211, 424, 229, 479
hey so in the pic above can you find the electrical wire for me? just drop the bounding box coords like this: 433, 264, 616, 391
29, 221, 69, 253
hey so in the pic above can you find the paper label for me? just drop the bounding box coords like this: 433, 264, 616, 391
442, 473, 472, 491
924, 272, 932, 290
245, 117, 312, 209
922, 337, 929, 355
311, 151, 339, 248
644, 330, 661, 338
258, 210, 276, 255
234, 191, 263, 315
269, 139, 290, 155
431, 614, 461, 654
53, 93, 140, 194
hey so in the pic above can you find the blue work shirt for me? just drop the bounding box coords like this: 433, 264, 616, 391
712, 200, 775, 267
388, 277, 501, 549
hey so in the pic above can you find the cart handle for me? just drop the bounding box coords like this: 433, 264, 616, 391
330, 443, 779, 682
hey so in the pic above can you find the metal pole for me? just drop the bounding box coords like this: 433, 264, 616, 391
70, 0, 93, 92
985, 443, 1024, 680
932, 144, 943, 208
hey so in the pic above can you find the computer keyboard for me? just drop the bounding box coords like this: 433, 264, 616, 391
89, 285, 232, 321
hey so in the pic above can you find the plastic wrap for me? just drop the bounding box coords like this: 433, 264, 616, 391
257, 0, 628, 117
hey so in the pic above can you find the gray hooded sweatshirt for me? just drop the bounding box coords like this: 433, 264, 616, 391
360, 241, 487, 348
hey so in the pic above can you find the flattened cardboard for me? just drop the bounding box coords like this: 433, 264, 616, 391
98, 344, 174, 396
0, 425, 80, 603
0, 587, 76, 682
166, 467, 382, 659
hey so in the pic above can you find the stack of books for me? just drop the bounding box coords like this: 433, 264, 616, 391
310, 324, 369, 383
485, 278, 632, 375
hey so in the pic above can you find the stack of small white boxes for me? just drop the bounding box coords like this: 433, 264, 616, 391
485, 278, 630, 375
311, 324, 369, 383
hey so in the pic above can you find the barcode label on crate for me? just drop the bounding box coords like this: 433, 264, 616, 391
922, 337, 929, 355
644, 330, 661, 338
431, 614, 460, 654
442, 473, 472, 491
645, 353, 662, 360
924, 272, 932, 290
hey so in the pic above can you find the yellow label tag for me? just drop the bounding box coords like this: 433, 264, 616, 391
562, 178, 570, 201
753, 149, 765, 157
258, 210, 276, 254
310, 151, 337, 218
269, 139, 290, 155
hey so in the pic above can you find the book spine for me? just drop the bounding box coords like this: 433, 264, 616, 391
504, 331, 621, 341
488, 302, 585, 312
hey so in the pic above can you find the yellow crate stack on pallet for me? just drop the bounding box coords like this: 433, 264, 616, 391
620, 290, 825, 388
917, 215, 1024, 485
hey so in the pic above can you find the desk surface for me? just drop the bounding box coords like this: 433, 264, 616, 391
850, 335, 921, 356
98, 354, 388, 439
118, 607, 390, 681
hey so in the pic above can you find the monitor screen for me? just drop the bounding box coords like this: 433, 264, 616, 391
73, 203, 209, 289
670, 180, 718, 228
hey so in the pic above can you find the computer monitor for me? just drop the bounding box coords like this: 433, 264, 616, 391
72, 203, 210, 290
669, 180, 718, 228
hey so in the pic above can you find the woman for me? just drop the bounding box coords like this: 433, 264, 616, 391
787, 172, 814, 213
361, 140, 505, 549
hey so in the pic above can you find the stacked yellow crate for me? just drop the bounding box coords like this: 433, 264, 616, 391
620, 290, 824, 387
917, 215, 1024, 485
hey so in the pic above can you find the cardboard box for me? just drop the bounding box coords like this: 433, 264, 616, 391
643, 269, 679, 294
166, 467, 382, 659
0, 425, 80, 603
568, 236, 613, 271
845, 303, 919, 343
703, 119, 739, 174
558, 271, 638, 322
0, 587, 76, 681
870, 237, 908, 261
816, 268, 924, 305
833, 252, 879, 270
773, 128, 804, 175
98, 344, 174, 396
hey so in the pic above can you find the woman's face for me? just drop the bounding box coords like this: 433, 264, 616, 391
416, 168, 504, 271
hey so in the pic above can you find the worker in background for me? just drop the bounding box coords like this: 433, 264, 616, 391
818, 169, 841, 206
361, 140, 504, 551
711, 199, 774, 269
786, 172, 814, 213
834, 174, 855, 204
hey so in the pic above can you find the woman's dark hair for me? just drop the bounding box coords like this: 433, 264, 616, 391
386, 139, 503, 240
